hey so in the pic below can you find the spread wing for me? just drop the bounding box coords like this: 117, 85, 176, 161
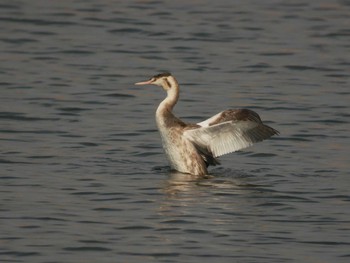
184, 109, 279, 158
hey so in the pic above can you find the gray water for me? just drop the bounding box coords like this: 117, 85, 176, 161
1, 1, 350, 262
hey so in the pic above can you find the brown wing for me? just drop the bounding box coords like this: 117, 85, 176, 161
197, 109, 262, 127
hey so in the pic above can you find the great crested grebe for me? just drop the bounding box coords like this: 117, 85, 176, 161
135, 73, 279, 176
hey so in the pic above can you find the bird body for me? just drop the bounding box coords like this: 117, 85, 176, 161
135, 73, 278, 176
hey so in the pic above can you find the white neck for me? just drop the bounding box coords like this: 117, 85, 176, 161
156, 76, 179, 117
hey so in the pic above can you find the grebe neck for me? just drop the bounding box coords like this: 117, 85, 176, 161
156, 76, 179, 117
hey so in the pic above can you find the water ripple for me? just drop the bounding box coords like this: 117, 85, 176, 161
1, 1, 349, 262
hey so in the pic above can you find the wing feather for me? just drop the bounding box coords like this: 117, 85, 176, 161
185, 109, 279, 158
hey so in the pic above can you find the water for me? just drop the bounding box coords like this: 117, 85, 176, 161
1, 1, 350, 262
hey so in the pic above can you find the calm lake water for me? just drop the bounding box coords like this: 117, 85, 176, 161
1, 1, 350, 262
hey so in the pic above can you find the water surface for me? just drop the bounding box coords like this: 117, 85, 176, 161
1, 1, 349, 262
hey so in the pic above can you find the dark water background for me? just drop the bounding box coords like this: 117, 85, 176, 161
1, 1, 350, 262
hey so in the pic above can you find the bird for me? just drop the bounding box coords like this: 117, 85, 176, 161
135, 72, 279, 176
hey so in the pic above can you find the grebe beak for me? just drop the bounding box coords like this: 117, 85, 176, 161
135, 79, 154, 85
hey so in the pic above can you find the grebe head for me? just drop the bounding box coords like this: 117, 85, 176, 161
135, 72, 175, 91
